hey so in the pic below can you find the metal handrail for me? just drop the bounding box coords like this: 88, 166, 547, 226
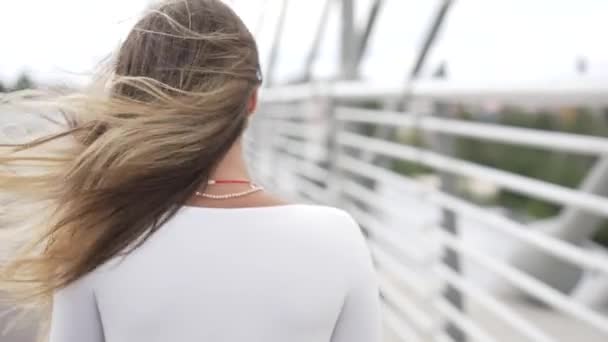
260, 79, 608, 106
253, 81, 608, 341
336, 106, 608, 156
337, 131, 608, 217
340, 174, 608, 334
338, 155, 608, 275
436, 230, 608, 334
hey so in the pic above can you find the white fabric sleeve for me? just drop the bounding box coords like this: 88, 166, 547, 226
49, 275, 105, 342
330, 215, 382, 342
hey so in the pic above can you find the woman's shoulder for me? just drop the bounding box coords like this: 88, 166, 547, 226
280, 203, 352, 216
263, 203, 359, 229
180, 203, 360, 236
81, 204, 368, 289
278, 204, 366, 249
286, 205, 373, 278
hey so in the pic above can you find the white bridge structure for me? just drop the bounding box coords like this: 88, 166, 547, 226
246, 0, 608, 341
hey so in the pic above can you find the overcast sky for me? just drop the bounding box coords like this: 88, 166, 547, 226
2, 0, 608, 87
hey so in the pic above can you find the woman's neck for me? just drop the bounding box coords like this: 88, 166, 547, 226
187, 137, 288, 208
209, 138, 250, 181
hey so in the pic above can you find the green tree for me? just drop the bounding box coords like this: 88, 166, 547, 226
13, 73, 35, 90
594, 222, 608, 247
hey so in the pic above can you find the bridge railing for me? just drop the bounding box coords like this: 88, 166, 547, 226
249, 81, 608, 342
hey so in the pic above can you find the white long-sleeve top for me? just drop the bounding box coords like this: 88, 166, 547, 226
49, 204, 382, 342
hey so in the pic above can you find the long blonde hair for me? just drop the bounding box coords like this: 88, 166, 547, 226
0, 0, 261, 327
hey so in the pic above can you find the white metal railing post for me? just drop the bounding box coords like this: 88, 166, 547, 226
302, 0, 332, 82
399, 1, 463, 337
427, 99, 467, 342
340, 0, 358, 80
325, 95, 344, 207
264, 0, 289, 87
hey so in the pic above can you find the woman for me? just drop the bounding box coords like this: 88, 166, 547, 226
0, 1, 381, 341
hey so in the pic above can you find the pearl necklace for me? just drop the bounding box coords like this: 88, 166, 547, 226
195, 179, 264, 200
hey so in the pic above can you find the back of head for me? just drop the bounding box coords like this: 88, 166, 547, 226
115, 0, 260, 100
0, 0, 261, 331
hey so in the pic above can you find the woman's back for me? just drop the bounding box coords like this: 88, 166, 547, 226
50, 205, 381, 342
